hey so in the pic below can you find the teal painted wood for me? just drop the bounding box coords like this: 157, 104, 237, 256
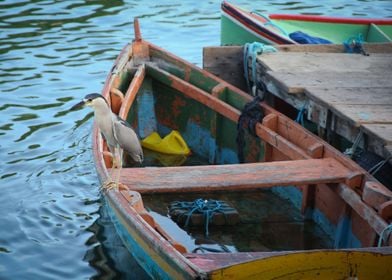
272, 186, 362, 249
105, 198, 174, 280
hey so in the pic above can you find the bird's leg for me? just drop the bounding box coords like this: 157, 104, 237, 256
101, 150, 115, 177
102, 147, 123, 191
102, 146, 118, 191
113, 148, 123, 187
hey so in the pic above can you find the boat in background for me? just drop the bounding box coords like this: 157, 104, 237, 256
92, 19, 392, 279
221, 1, 392, 45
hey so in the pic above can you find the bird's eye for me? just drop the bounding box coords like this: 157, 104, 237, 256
88, 98, 92, 102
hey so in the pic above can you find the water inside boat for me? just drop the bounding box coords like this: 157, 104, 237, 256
143, 191, 334, 253
138, 149, 210, 167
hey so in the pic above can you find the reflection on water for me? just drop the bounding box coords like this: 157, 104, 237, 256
0, 0, 391, 279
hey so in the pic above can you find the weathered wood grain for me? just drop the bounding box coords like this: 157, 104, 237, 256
266, 71, 392, 94
304, 87, 392, 106
118, 158, 352, 193
362, 124, 392, 144
257, 52, 392, 73
332, 104, 392, 125
203, 46, 247, 90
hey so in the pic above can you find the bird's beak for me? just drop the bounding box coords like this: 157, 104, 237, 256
70, 100, 86, 111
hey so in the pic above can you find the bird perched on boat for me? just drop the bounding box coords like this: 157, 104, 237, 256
71, 93, 143, 183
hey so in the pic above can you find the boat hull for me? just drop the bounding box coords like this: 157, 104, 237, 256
104, 192, 198, 279
221, 1, 392, 45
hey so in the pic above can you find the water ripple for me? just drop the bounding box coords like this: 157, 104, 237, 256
0, 0, 391, 279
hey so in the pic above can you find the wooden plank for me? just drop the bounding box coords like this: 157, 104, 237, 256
305, 87, 392, 106
362, 181, 392, 211
119, 64, 146, 119
255, 123, 311, 160
336, 183, 389, 237
119, 158, 353, 193
203, 46, 247, 90
146, 63, 241, 123
275, 43, 392, 53
333, 104, 392, 125
361, 124, 392, 144
258, 52, 392, 73
266, 71, 392, 94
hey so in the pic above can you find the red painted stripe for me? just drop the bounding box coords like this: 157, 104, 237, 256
269, 14, 392, 25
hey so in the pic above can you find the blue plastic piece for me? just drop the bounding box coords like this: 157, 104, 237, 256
289, 31, 332, 44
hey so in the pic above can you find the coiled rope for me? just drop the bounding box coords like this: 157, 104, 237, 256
243, 42, 277, 95
344, 34, 369, 56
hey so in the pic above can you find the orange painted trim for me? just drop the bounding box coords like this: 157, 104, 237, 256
119, 64, 146, 120
118, 158, 352, 193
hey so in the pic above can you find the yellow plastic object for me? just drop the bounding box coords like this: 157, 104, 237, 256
141, 130, 191, 156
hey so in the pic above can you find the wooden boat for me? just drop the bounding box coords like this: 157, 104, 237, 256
221, 1, 392, 46
93, 19, 392, 279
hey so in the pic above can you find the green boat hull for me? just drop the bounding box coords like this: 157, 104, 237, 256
221, 1, 392, 45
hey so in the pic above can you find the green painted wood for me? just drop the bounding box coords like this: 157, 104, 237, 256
221, 5, 392, 45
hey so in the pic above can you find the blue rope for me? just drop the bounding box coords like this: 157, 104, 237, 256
170, 199, 228, 236
343, 34, 369, 56
295, 102, 307, 126
378, 223, 392, 247
243, 42, 277, 94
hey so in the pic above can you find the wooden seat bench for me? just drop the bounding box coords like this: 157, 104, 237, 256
117, 157, 355, 193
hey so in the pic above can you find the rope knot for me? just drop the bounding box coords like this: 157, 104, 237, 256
170, 198, 225, 236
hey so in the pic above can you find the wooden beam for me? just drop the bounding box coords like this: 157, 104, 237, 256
336, 183, 389, 239
146, 63, 241, 123
256, 123, 310, 160
118, 158, 352, 193
119, 64, 146, 119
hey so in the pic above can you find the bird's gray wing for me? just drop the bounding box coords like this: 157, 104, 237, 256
112, 114, 144, 163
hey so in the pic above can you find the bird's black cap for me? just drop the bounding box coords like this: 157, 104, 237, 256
84, 93, 106, 102
70, 93, 107, 111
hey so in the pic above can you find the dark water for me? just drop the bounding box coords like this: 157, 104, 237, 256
1, 1, 391, 279
144, 191, 333, 253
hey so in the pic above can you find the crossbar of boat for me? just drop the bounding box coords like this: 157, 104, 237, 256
117, 158, 353, 192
